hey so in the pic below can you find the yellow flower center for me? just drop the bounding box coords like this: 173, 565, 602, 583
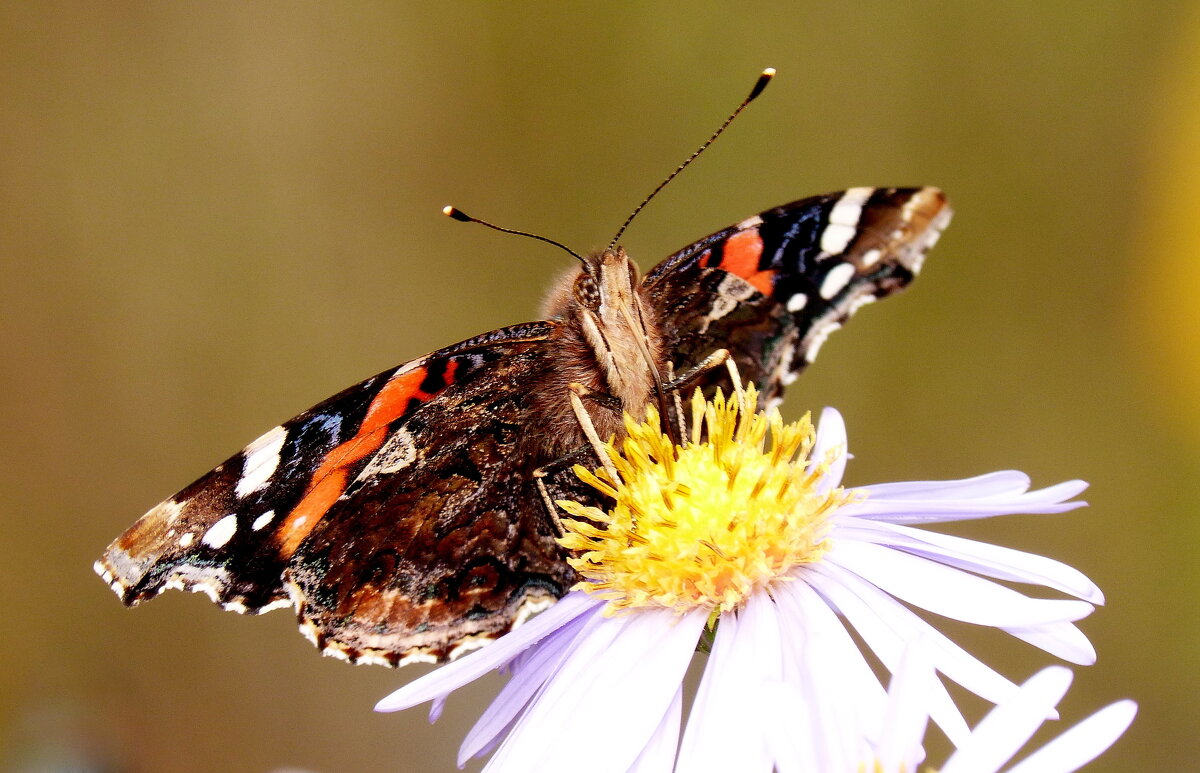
556, 383, 851, 615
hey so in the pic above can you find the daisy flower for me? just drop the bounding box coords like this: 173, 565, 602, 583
376, 383, 1102, 772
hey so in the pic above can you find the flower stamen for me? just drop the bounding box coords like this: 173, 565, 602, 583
556, 382, 851, 614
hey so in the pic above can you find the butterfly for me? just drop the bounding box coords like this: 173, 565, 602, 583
95, 73, 951, 667
95, 185, 950, 666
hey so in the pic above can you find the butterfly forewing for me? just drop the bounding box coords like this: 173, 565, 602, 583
644, 187, 950, 405
97, 322, 577, 659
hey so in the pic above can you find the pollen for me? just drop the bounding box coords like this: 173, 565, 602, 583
556, 383, 851, 615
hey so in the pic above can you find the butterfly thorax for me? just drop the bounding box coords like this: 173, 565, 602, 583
536, 247, 667, 455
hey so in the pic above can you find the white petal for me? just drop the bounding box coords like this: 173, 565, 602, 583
998, 479, 1089, 506
828, 541, 1094, 627
773, 581, 886, 767
375, 592, 600, 712
857, 471, 1034, 500
486, 607, 706, 772
459, 607, 590, 764
1002, 622, 1096, 666
839, 479, 1088, 524
804, 567, 971, 745
814, 563, 1019, 705
838, 495, 1086, 524
875, 640, 934, 772
840, 519, 1104, 604
740, 589, 785, 677
762, 680, 818, 773
1005, 700, 1137, 773
811, 407, 848, 489
428, 695, 446, 723
628, 686, 682, 773
676, 598, 776, 772
940, 667, 1074, 773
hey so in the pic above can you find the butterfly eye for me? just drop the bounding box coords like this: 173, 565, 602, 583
574, 272, 600, 310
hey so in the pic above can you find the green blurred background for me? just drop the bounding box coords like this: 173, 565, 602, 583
2, 3, 1196, 771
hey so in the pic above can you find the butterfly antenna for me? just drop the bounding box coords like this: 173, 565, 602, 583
443, 206, 586, 265
608, 67, 775, 250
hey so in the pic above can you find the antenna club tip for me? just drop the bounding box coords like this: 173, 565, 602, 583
443, 205, 472, 222
749, 68, 775, 101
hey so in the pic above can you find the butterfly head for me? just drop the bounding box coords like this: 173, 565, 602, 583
537, 247, 667, 424
573, 247, 640, 313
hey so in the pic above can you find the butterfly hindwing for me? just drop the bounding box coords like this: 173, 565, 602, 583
643, 187, 951, 403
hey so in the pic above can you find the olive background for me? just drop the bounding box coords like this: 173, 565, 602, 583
1, 4, 1196, 772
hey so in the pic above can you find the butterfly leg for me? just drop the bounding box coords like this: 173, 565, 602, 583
568, 384, 622, 485
571, 386, 623, 414
533, 445, 608, 537
665, 362, 687, 443
662, 348, 731, 394
534, 476, 564, 536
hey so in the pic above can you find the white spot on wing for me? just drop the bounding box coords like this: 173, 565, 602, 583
163, 572, 230, 604
401, 650, 441, 666
819, 223, 857, 254
258, 598, 294, 613
354, 427, 417, 484
202, 514, 238, 549
829, 187, 873, 224
819, 263, 856, 300
193, 582, 222, 604
393, 358, 425, 378
511, 595, 557, 630
236, 425, 287, 498
356, 651, 397, 668
819, 187, 873, 254
786, 293, 809, 313
804, 320, 843, 363
736, 214, 764, 231
846, 293, 877, 316
252, 510, 275, 531
698, 274, 758, 333
860, 248, 882, 267
323, 642, 352, 663
93, 561, 115, 588
178, 532, 195, 548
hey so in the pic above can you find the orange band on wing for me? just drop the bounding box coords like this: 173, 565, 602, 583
276, 361, 456, 557
719, 230, 774, 296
